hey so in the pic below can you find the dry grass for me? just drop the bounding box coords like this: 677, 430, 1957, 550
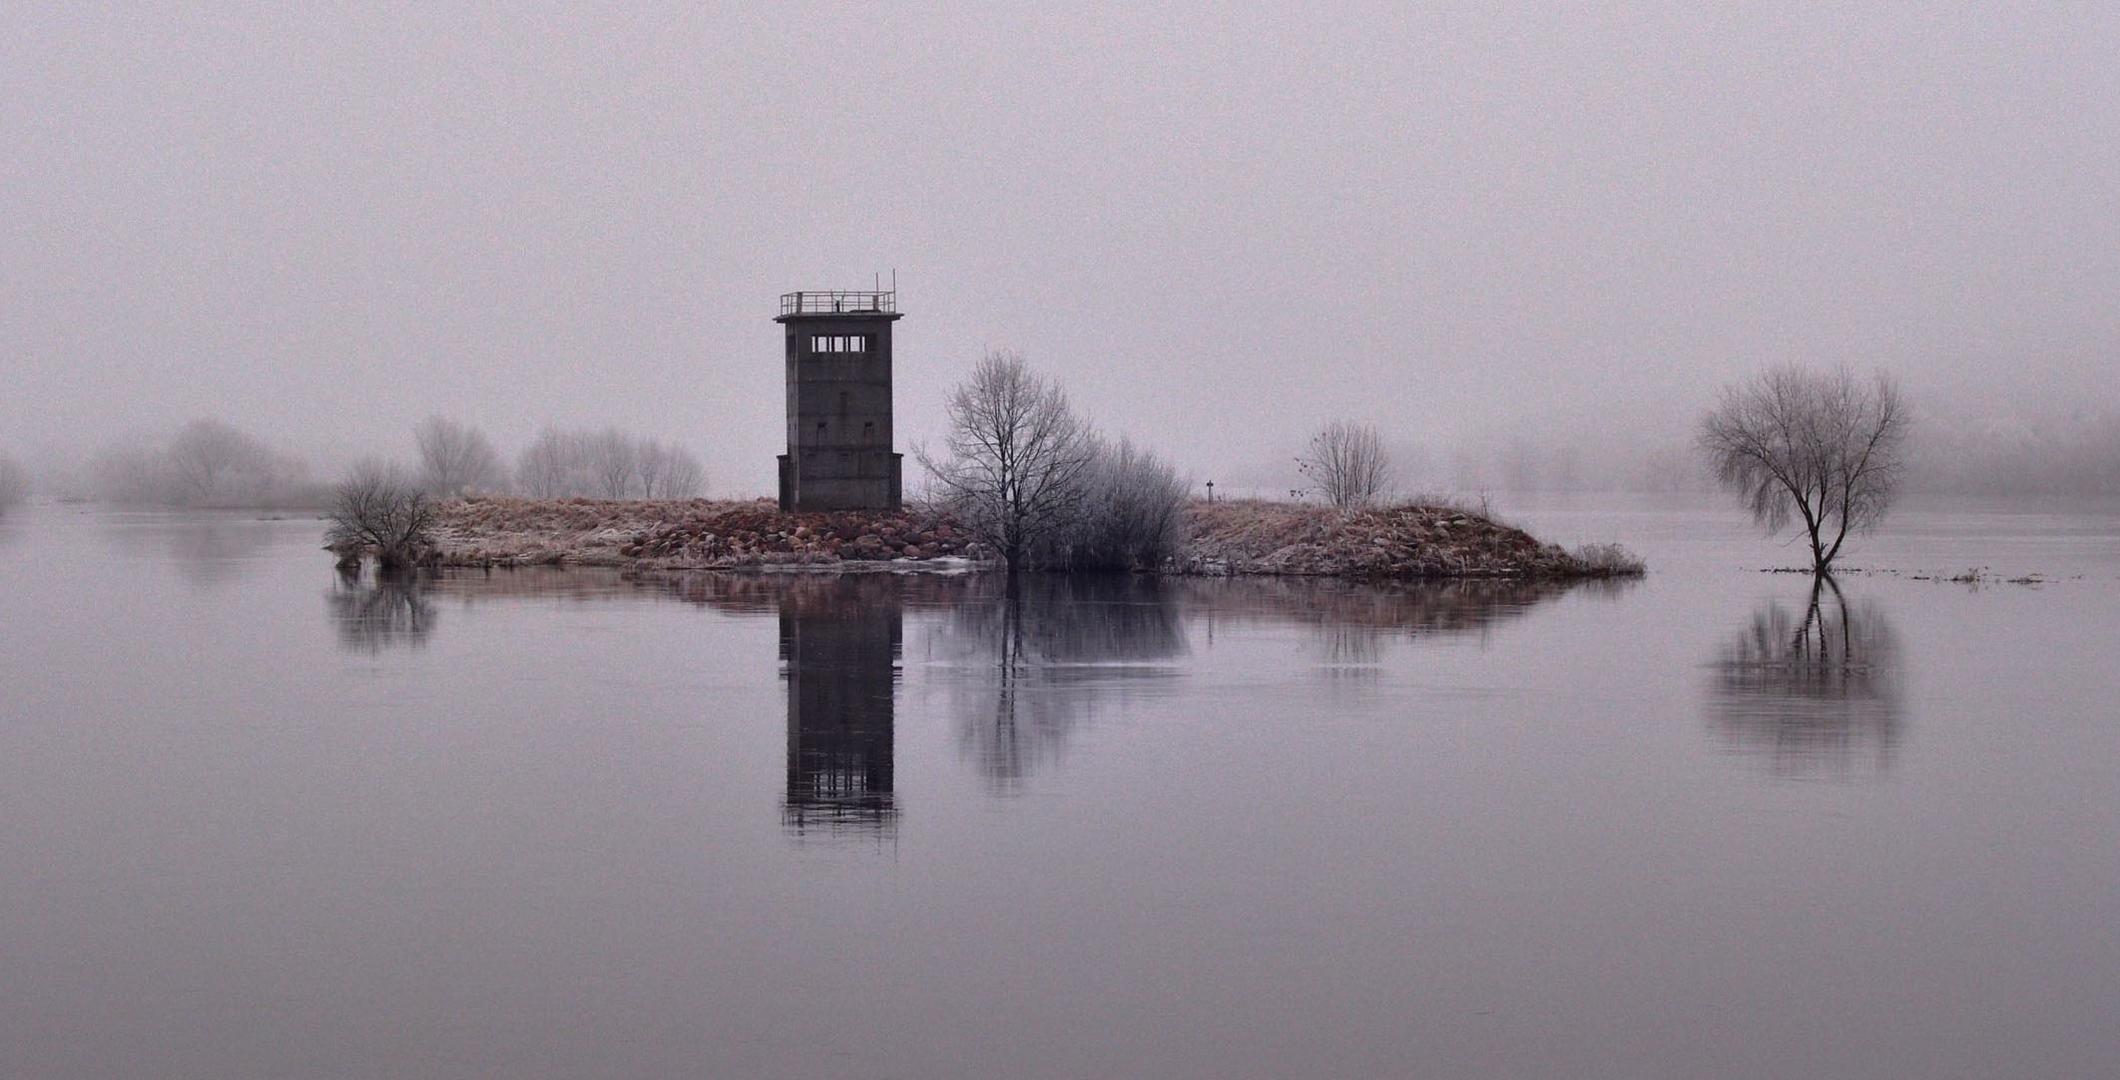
428, 496, 974, 569
416, 495, 1644, 580
1182, 498, 1641, 579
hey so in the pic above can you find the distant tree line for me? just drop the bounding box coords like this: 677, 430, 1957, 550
512, 424, 705, 499
68, 415, 708, 508
88, 419, 320, 508
1909, 407, 2120, 497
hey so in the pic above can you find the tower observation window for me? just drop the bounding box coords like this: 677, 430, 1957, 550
810, 335, 870, 354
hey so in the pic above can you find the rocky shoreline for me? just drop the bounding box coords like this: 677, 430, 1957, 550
417, 496, 1641, 579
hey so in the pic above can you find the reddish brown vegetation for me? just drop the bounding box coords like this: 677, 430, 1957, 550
432, 497, 976, 570
1181, 499, 1632, 578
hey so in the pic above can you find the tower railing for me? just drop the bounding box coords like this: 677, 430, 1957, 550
780, 290, 896, 316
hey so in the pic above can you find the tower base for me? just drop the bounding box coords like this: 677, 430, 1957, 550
779, 451, 902, 512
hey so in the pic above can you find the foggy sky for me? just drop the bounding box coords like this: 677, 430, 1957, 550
4, 4, 2116, 495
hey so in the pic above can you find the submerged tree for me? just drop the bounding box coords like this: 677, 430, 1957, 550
1298, 420, 1392, 509
325, 460, 437, 571
1699, 366, 1908, 575
919, 349, 1097, 574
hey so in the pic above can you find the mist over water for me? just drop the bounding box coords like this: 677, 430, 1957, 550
4, 498, 2118, 1078
4, 6, 2118, 498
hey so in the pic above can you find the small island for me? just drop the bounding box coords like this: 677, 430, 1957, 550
414, 495, 1640, 580
323, 290, 1642, 582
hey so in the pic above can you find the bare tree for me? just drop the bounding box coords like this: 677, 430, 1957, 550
1699, 365, 1908, 575
413, 416, 504, 496
513, 425, 700, 501
635, 438, 705, 499
583, 426, 639, 499
1036, 437, 1189, 571
635, 438, 671, 500
515, 425, 583, 498
659, 444, 706, 499
918, 349, 1097, 574
325, 460, 437, 571
0, 452, 28, 511
1297, 420, 1392, 509
167, 418, 281, 504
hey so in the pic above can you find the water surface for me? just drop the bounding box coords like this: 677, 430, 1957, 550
2, 499, 2117, 1079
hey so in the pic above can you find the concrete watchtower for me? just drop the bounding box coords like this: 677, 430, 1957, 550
775, 289, 903, 511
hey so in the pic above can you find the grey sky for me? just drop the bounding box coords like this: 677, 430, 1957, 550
4, 3, 2115, 494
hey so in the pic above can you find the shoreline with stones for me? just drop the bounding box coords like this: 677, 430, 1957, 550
406, 496, 1643, 580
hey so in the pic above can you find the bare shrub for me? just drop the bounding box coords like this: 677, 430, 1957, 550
1699, 366, 1908, 575
325, 460, 437, 570
1034, 438, 1189, 571
1571, 542, 1646, 575
0, 452, 28, 511
918, 349, 1097, 573
1298, 421, 1392, 509
414, 416, 504, 496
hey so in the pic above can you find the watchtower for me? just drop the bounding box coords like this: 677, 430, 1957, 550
776, 289, 903, 511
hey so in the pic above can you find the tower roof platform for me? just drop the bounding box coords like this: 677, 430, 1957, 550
777, 290, 901, 321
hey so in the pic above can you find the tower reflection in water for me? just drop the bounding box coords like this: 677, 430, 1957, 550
777, 577, 903, 838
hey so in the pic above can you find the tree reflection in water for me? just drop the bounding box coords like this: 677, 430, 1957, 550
99, 511, 278, 589
928, 576, 1189, 792
1187, 576, 1598, 675
1707, 578, 1903, 779
326, 566, 438, 654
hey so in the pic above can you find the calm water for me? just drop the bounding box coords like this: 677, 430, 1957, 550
2, 498, 2117, 1079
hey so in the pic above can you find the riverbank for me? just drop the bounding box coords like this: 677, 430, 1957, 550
421, 496, 1641, 579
